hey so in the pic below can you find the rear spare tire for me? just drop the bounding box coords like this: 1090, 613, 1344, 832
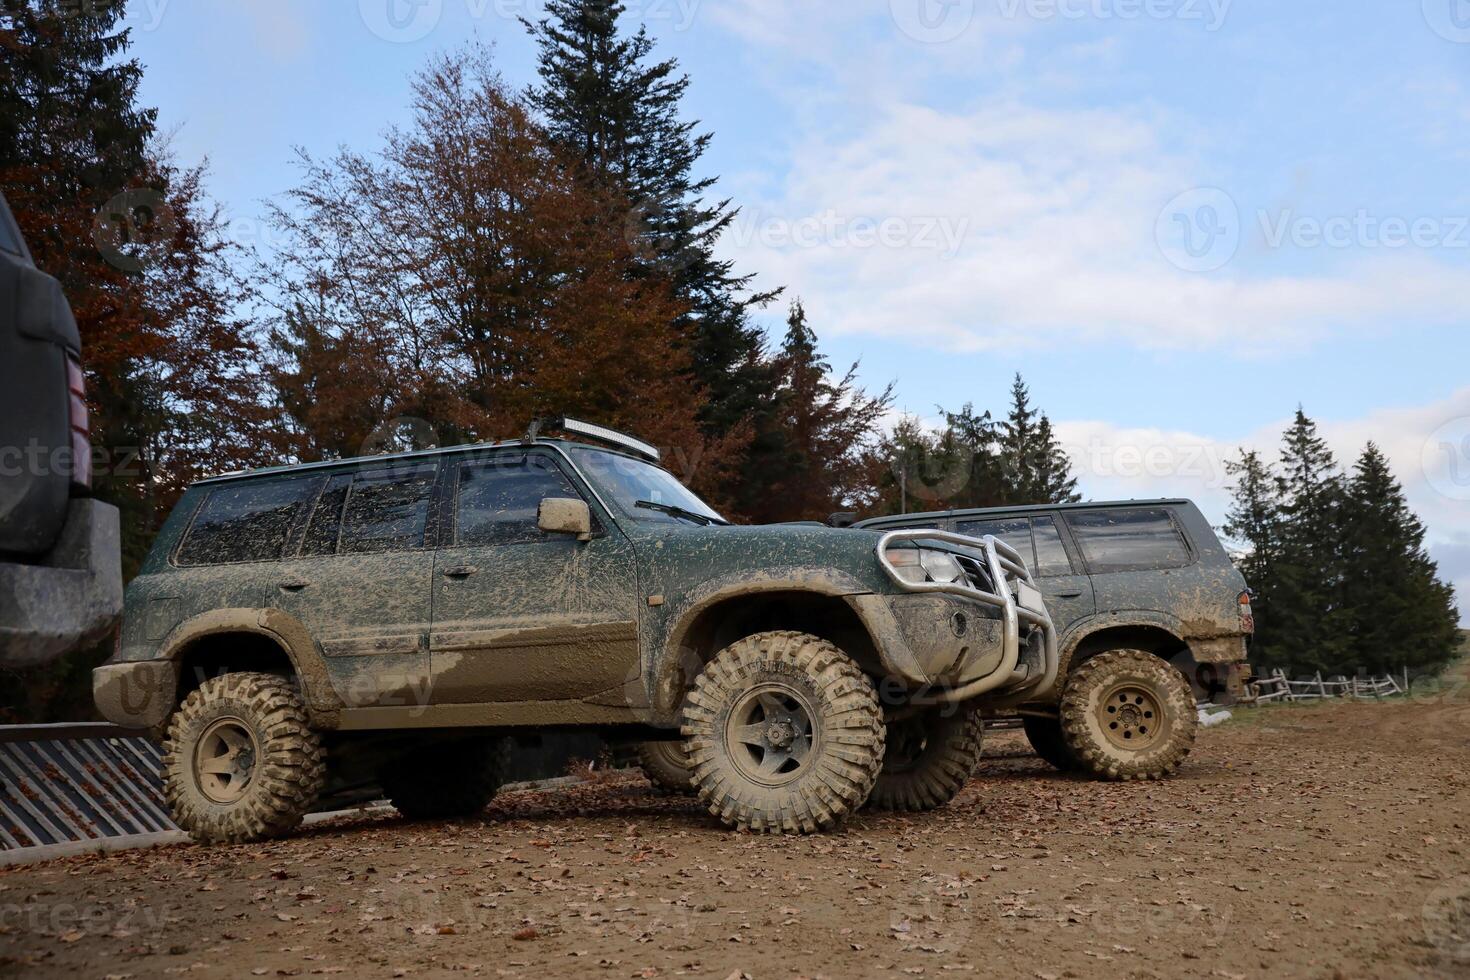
683, 631, 884, 833
1059, 649, 1197, 780
867, 706, 983, 811
163, 672, 326, 844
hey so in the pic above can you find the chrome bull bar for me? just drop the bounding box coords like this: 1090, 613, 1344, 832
875, 529, 1059, 705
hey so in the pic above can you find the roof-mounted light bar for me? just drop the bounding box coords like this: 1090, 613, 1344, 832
525, 416, 661, 463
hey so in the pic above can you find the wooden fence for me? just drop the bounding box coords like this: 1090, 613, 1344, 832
1245, 669, 1407, 704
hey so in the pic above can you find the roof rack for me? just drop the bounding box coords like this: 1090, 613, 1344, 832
525, 416, 661, 463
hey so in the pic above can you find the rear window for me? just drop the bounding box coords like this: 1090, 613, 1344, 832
176, 478, 316, 566
1065, 508, 1192, 573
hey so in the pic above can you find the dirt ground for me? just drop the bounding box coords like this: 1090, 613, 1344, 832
3, 674, 1470, 980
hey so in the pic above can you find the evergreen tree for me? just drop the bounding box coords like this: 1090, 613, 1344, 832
996, 374, 1080, 504
1340, 443, 1460, 673
523, 0, 780, 451
748, 301, 891, 522
940, 403, 1002, 507
1224, 449, 1285, 668
1271, 409, 1351, 673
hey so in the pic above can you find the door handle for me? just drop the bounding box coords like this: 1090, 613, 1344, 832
441, 565, 479, 579
278, 579, 311, 592
1047, 590, 1083, 599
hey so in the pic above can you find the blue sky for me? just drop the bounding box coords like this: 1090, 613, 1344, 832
122, 0, 1470, 619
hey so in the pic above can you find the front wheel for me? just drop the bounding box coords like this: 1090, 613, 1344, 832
163, 672, 326, 844
1059, 649, 1197, 780
867, 706, 983, 811
683, 631, 885, 834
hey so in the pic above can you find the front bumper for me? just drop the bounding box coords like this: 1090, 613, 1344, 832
0, 499, 121, 667
868, 530, 1059, 705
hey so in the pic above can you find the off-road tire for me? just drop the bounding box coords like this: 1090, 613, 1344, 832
867, 706, 984, 811
1022, 715, 1078, 772
381, 738, 503, 820
163, 672, 326, 844
1059, 649, 1197, 781
683, 631, 885, 834
636, 739, 695, 795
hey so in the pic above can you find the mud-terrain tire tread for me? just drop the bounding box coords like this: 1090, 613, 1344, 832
683, 630, 885, 834
382, 739, 503, 820
867, 707, 984, 812
1022, 715, 1078, 772
1059, 649, 1197, 781
636, 739, 695, 795
163, 672, 326, 844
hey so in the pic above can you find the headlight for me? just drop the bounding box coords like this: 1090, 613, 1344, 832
885, 546, 967, 586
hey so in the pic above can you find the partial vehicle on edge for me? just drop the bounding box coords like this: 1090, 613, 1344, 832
94, 418, 1058, 842
0, 190, 121, 666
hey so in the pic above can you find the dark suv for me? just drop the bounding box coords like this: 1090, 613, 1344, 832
0, 190, 121, 665
94, 419, 1057, 842
855, 500, 1252, 780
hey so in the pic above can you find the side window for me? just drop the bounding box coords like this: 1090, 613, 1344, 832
955, 517, 1035, 567
1030, 516, 1074, 577
298, 473, 353, 557
339, 464, 438, 554
176, 478, 316, 566
1065, 508, 1192, 573
454, 454, 587, 548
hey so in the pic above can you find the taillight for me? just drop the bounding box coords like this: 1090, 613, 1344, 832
1238, 590, 1255, 635
66, 354, 92, 488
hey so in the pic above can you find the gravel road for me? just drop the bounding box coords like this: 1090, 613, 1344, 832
2, 673, 1468, 979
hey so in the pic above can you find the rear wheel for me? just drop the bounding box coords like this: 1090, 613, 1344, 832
867, 706, 983, 811
1022, 715, 1078, 772
381, 738, 503, 820
683, 631, 885, 834
1059, 649, 1197, 780
636, 739, 695, 794
163, 672, 325, 844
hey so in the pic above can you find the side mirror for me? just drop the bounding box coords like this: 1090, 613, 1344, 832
538, 497, 593, 542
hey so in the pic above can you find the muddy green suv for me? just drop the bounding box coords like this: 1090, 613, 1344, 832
94, 419, 1055, 842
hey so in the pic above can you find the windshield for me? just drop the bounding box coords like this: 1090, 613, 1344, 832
570, 448, 726, 525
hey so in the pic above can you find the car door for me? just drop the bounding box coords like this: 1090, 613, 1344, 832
428, 450, 641, 704
272, 460, 439, 709
953, 514, 1096, 639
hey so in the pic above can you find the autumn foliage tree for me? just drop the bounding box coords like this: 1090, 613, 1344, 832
263, 48, 743, 503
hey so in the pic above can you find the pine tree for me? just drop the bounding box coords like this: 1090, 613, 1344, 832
1224, 449, 1285, 668
749, 301, 891, 522
1340, 443, 1461, 674
996, 374, 1080, 504
523, 0, 779, 450
940, 403, 1002, 508
1272, 408, 1351, 674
